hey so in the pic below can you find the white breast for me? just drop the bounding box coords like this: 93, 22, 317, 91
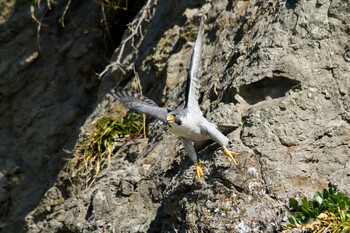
168, 114, 211, 141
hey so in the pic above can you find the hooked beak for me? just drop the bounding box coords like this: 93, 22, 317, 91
167, 115, 175, 123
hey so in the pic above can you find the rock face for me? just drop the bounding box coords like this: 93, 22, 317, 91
1, 0, 350, 232
0, 1, 107, 232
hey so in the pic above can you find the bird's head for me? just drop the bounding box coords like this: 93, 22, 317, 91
166, 111, 183, 126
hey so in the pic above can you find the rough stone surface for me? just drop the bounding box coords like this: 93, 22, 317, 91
1, 0, 350, 232
0, 1, 107, 232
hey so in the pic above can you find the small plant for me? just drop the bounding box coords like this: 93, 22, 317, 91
64, 113, 144, 193
284, 188, 350, 232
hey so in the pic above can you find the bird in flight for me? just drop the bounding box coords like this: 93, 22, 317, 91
110, 17, 239, 182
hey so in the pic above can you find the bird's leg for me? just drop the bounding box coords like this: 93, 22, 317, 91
194, 161, 204, 183
223, 145, 240, 165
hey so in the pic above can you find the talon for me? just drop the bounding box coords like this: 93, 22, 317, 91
223, 145, 240, 165
194, 161, 204, 183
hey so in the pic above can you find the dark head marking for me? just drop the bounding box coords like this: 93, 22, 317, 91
175, 118, 182, 126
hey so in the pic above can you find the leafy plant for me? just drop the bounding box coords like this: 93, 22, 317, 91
284, 188, 350, 232
64, 113, 144, 194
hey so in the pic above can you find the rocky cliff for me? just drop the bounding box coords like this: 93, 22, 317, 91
1, 0, 349, 232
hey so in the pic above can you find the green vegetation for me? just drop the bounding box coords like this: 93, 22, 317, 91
284, 188, 350, 232
65, 113, 144, 193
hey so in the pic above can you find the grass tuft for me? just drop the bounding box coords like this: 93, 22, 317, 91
64, 113, 144, 193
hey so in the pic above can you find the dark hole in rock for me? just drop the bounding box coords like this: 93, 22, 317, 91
238, 76, 300, 105
106, 0, 147, 51
221, 86, 239, 104
285, 0, 298, 9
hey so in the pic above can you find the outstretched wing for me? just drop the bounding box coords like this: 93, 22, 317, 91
200, 122, 229, 146
110, 88, 169, 123
184, 16, 205, 112
194, 125, 238, 151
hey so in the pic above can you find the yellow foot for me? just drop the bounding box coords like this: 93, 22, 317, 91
194, 161, 204, 183
223, 145, 240, 165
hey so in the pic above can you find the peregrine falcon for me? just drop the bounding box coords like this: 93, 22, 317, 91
110, 17, 239, 182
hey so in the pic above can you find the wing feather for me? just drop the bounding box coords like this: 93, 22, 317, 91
199, 123, 229, 146
185, 16, 205, 112
110, 88, 169, 123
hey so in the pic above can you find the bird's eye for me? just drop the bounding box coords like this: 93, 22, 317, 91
172, 114, 176, 118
